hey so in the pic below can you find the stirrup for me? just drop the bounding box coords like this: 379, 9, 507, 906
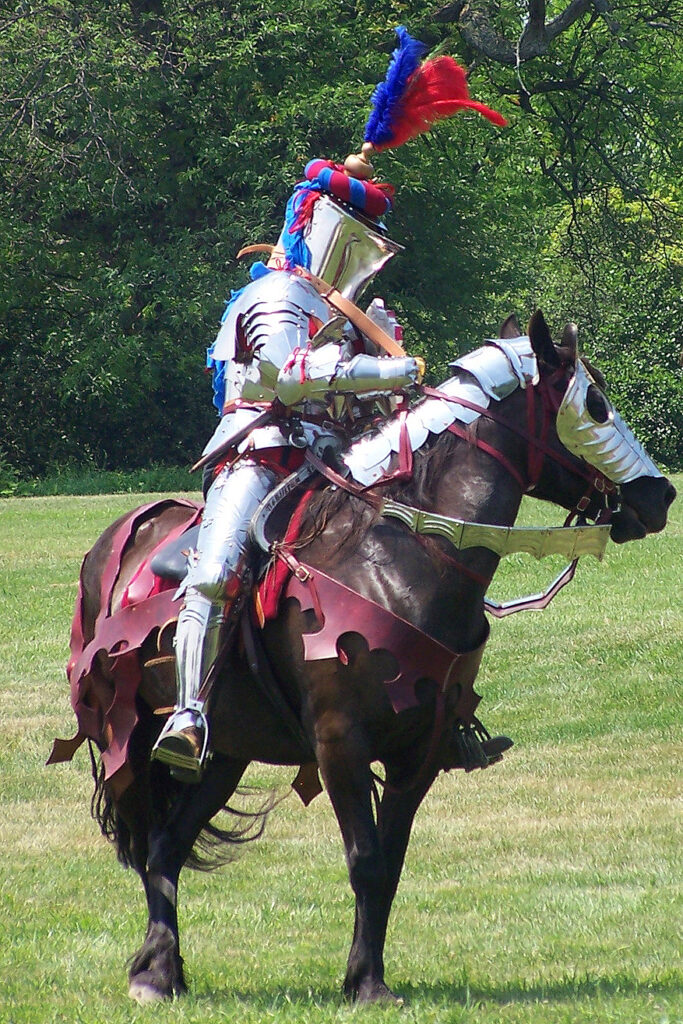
152, 707, 210, 783
449, 717, 513, 772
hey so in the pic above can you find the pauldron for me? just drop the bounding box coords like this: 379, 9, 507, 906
211, 272, 329, 365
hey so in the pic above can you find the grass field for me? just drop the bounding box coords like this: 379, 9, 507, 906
0, 482, 681, 1024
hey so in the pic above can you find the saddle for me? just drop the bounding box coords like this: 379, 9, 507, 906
50, 494, 505, 799
149, 525, 200, 581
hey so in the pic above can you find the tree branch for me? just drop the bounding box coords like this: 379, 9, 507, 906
434, 0, 601, 62
520, 0, 547, 51
544, 0, 597, 46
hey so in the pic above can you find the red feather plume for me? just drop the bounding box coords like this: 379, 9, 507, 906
373, 56, 507, 153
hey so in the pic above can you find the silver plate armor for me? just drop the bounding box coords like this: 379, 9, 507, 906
204, 270, 424, 458
450, 335, 538, 398
277, 193, 403, 302
556, 359, 663, 483
343, 364, 496, 486
276, 348, 421, 407
212, 272, 329, 363
344, 333, 665, 491
181, 459, 279, 601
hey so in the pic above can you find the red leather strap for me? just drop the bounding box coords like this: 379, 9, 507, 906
422, 382, 614, 495
304, 449, 384, 507
446, 421, 527, 491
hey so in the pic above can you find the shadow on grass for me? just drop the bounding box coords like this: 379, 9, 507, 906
188, 970, 679, 1010
400, 971, 680, 1006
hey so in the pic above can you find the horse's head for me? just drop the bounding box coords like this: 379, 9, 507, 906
523, 310, 676, 542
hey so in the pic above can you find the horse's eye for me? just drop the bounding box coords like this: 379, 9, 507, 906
586, 384, 611, 423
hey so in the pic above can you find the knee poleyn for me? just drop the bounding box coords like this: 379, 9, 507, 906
188, 560, 242, 601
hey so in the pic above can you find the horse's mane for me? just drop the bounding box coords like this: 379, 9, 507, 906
296, 428, 465, 567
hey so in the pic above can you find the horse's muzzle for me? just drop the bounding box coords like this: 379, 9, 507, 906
610, 475, 676, 544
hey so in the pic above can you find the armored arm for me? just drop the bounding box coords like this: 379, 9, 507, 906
275, 344, 424, 407
210, 270, 424, 409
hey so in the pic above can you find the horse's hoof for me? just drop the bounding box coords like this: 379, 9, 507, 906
129, 972, 175, 1004
365, 987, 403, 1006
347, 979, 404, 1005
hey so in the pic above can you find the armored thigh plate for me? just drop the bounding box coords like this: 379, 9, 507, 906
186, 460, 279, 600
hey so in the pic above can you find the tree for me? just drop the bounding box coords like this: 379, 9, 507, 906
0, 1, 680, 475
433, 1, 683, 466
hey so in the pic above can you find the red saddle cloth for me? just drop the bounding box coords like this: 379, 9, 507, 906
50, 496, 487, 795
255, 490, 487, 721
261, 560, 486, 720
48, 499, 202, 792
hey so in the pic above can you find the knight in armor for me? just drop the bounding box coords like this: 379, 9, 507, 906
152, 159, 425, 780
152, 27, 508, 782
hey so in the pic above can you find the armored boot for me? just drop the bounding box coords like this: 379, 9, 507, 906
152, 588, 227, 782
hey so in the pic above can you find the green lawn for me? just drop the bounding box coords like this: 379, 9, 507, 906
0, 483, 680, 1024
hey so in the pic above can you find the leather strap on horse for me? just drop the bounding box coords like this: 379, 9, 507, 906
302, 450, 491, 587
270, 543, 447, 798
240, 608, 316, 763
446, 420, 527, 491
304, 448, 385, 507
192, 404, 274, 472
237, 244, 407, 358
422, 382, 616, 496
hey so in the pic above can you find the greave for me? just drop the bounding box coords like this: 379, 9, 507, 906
174, 589, 226, 713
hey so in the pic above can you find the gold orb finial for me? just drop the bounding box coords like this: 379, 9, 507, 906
343, 142, 376, 180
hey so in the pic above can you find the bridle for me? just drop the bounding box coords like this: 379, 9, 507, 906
422, 363, 618, 522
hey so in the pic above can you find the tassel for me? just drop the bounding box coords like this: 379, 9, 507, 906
364, 28, 506, 153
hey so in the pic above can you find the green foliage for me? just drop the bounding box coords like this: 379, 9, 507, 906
0, 454, 20, 497
0, 2, 681, 476
14, 462, 199, 497
506, 190, 683, 468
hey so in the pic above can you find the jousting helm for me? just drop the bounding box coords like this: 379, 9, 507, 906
269, 26, 507, 303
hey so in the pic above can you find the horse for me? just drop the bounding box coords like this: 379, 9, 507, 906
55, 310, 675, 1005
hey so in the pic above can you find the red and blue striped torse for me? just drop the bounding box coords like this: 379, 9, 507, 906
304, 159, 393, 219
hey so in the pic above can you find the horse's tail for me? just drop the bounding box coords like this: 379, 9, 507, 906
89, 703, 279, 872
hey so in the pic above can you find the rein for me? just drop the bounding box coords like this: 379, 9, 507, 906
297, 367, 617, 613
422, 376, 616, 499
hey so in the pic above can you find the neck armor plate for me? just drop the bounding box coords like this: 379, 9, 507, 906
450, 336, 538, 399
556, 360, 663, 484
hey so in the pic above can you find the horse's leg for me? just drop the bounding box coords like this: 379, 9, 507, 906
128, 753, 248, 1003
317, 736, 400, 1004
338, 769, 436, 1005
374, 773, 437, 951
112, 773, 153, 890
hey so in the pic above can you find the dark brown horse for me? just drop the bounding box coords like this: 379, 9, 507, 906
64, 312, 675, 1004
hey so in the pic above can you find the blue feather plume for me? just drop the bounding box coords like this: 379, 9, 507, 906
364, 27, 427, 147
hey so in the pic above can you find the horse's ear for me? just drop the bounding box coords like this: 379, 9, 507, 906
528, 310, 560, 369
560, 322, 579, 365
499, 314, 522, 339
